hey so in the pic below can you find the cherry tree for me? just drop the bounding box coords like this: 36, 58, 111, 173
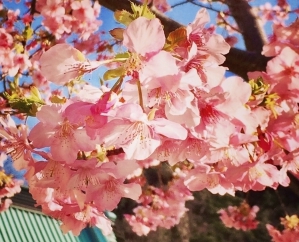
0, 0, 299, 241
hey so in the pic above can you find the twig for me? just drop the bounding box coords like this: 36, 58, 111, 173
171, 1, 189, 8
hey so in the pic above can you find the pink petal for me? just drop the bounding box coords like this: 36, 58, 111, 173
29, 122, 55, 148
36, 104, 63, 124
122, 136, 161, 160
123, 17, 165, 56
40, 44, 86, 85
120, 183, 142, 200
150, 118, 187, 140
51, 138, 77, 163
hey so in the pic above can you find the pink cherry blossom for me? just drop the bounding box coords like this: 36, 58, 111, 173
266, 47, 299, 103
71, 0, 95, 22
41, 0, 65, 18
86, 170, 141, 211
64, 158, 141, 209
28, 104, 99, 163
121, 16, 172, 79
59, 204, 112, 236
267, 215, 299, 242
218, 201, 259, 231
225, 154, 280, 192
125, 176, 193, 235
0, 28, 13, 49
262, 19, 299, 57
123, 17, 165, 57
64, 91, 116, 138
186, 8, 230, 64
2, 1, 299, 237
184, 164, 235, 196
0, 115, 32, 170
99, 103, 187, 160
144, 68, 202, 123
39, 44, 109, 85
33, 159, 72, 191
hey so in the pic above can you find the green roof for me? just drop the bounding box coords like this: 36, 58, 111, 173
1, 188, 117, 242
0, 206, 80, 242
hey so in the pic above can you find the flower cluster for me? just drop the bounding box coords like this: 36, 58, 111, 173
267, 215, 299, 242
0, 0, 299, 237
125, 170, 193, 236
0, 24, 32, 78
36, 0, 102, 40
218, 201, 259, 231
0, 0, 108, 107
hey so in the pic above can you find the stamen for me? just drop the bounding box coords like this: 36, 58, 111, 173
57, 120, 75, 137
124, 53, 143, 76
104, 179, 118, 192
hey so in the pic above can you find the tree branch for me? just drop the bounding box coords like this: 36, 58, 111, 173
97, 0, 270, 79
224, 0, 268, 52
187, 0, 222, 13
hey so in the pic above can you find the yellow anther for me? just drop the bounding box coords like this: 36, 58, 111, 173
281, 215, 299, 230
264, 93, 280, 119
249, 77, 269, 96
0, 170, 12, 188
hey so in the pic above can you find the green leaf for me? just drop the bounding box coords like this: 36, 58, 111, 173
9, 77, 20, 92
130, 2, 155, 19
6, 97, 43, 116
103, 67, 125, 81
114, 10, 133, 26
115, 52, 130, 61
29, 86, 42, 101
114, 1, 155, 25
4, 90, 45, 116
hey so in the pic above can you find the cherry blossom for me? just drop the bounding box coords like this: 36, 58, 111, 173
39, 44, 112, 85
218, 201, 259, 231
28, 104, 100, 163
99, 103, 187, 160
1, 0, 299, 237
267, 215, 299, 242
0, 115, 32, 170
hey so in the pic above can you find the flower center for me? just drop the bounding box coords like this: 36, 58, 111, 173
200, 103, 220, 124
124, 53, 143, 76
104, 178, 118, 192
57, 119, 75, 137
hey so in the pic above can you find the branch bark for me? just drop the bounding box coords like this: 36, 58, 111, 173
97, 0, 270, 79
224, 0, 268, 52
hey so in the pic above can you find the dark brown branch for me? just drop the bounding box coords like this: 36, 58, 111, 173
171, 1, 188, 8
30, 0, 38, 15
224, 0, 268, 52
224, 48, 271, 79
187, 0, 222, 13
97, 0, 270, 79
